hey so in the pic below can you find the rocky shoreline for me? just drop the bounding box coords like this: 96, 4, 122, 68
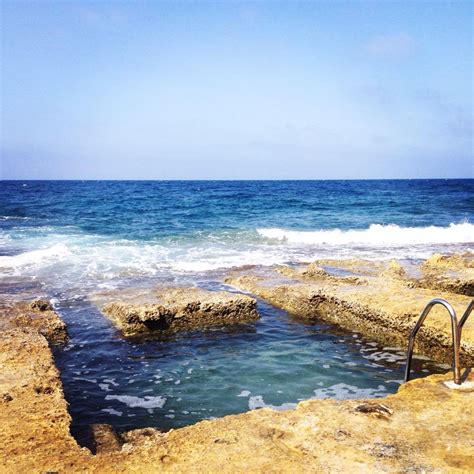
226, 254, 474, 366
1, 253, 473, 472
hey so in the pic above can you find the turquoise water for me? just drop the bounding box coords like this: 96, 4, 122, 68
0, 180, 472, 445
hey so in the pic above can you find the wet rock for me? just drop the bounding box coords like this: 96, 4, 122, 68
101, 287, 259, 337
355, 402, 393, 419
226, 260, 474, 366
120, 427, 163, 451
91, 424, 123, 454
418, 253, 474, 296
10, 300, 68, 345
29, 299, 53, 312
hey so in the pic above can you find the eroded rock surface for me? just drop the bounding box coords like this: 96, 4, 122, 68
100, 287, 259, 336
0, 299, 68, 345
309, 253, 474, 296
91, 424, 123, 454
1, 294, 473, 472
417, 253, 474, 296
0, 328, 90, 472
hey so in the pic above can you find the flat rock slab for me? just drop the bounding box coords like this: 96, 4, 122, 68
417, 253, 474, 296
0, 300, 68, 345
308, 253, 474, 296
101, 287, 259, 336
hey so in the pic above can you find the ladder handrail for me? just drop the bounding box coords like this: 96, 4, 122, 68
459, 300, 474, 334
404, 298, 461, 385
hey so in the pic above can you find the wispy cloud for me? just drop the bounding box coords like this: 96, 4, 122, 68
76, 5, 127, 29
366, 33, 416, 59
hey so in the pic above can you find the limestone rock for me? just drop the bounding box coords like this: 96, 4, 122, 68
380, 260, 407, 280
101, 287, 259, 337
1, 305, 474, 472
226, 261, 474, 366
5, 300, 68, 345
278, 262, 367, 286
301, 262, 330, 278
418, 253, 474, 296
120, 427, 163, 452
92, 424, 123, 454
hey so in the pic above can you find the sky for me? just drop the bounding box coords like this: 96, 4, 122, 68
0, 1, 472, 179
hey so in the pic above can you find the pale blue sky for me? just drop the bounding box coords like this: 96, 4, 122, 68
1, 1, 472, 179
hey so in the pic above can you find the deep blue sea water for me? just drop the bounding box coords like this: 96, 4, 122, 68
0, 180, 473, 446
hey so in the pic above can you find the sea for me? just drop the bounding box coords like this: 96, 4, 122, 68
0, 179, 473, 445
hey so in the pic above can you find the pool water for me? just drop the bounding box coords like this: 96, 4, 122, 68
53, 283, 446, 447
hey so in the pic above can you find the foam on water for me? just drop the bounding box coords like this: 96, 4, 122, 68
258, 222, 474, 246
0, 243, 71, 268
1, 223, 472, 294
312, 383, 388, 399
248, 395, 297, 411
105, 394, 167, 409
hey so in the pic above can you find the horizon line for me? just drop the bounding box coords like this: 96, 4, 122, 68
1, 177, 473, 182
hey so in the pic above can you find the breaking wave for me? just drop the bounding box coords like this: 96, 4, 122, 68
0, 223, 472, 295
257, 222, 474, 246
0, 243, 71, 268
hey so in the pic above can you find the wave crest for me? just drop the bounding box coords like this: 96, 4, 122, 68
257, 223, 474, 246
0, 243, 70, 268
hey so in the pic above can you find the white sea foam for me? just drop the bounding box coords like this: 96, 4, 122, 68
0, 243, 71, 268
1, 222, 472, 290
0, 216, 32, 221
362, 351, 406, 363
237, 390, 251, 397
312, 383, 387, 400
105, 394, 167, 409
248, 395, 297, 411
257, 222, 474, 246
102, 408, 123, 416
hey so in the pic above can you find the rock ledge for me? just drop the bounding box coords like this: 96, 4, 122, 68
102, 287, 259, 336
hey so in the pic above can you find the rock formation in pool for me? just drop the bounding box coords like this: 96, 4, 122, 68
99, 287, 259, 337
225, 254, 474, 367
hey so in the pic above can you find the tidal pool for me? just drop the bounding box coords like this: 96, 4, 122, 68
53, 285, 446, 447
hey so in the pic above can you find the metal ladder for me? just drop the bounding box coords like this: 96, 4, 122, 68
404, 298, 474, 385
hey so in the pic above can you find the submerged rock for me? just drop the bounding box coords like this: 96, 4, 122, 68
91, 424, 123, 454
101, 287, 259, 337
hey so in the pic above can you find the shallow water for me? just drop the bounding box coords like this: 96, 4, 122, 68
53, 283, 446, 447
0, 180, 471, 445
